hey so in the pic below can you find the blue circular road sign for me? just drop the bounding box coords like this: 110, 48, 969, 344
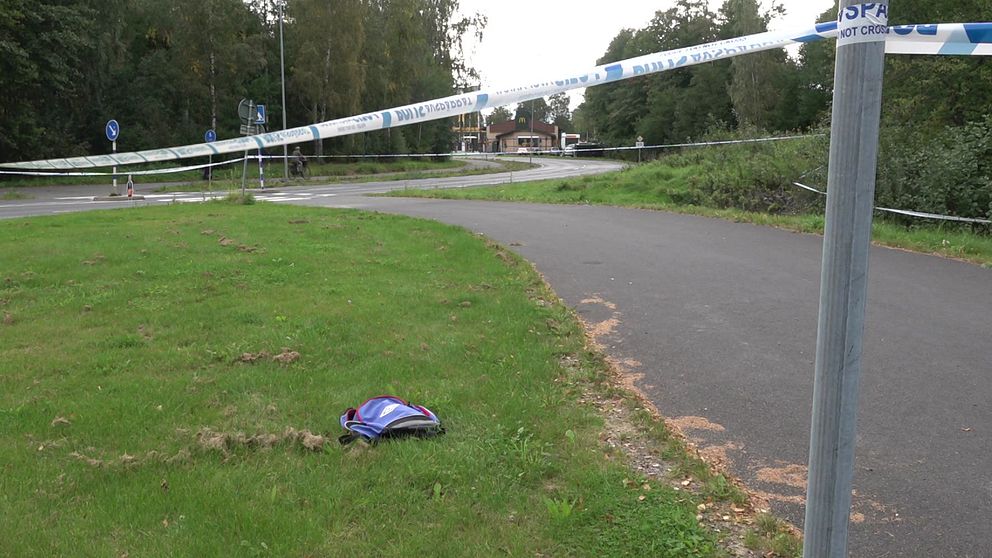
105, 119, 120, 142
205, 129, 217, 142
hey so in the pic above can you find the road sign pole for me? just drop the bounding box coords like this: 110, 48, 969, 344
112, 140, 118, 196
258, 151, 265, 190
803, 2, 888, 557
204, 129, 217, 192
241, 150, 249, 196
106, 120, 121, 195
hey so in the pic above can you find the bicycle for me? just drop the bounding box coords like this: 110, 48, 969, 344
290, 159, 310, 179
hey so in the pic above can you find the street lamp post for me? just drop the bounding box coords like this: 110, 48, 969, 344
279, 1, 288, 180
529, 98, 534, 165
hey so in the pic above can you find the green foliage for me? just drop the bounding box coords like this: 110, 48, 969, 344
573, 0, 992, 227
744, 514, 802, 557
543, 497, 575, 522
877, 116, 992, 222
721, 0, 791, 129
0, 0, 480, 166
288, 0, 367, 157
487, 106, 513, 125
0, 0, 95, 161
221, 191, 256, 204
670, 132, 829, 213
548, 93, 573, 131
514, 98, 550, 125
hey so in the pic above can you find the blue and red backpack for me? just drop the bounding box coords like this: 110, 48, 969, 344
338, 395, 444, 445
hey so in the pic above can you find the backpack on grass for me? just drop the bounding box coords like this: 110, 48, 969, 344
338, 395, 444, 446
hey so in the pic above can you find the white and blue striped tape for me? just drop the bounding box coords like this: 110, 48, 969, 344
2, 20, 991, 171
793, 182, 992, 224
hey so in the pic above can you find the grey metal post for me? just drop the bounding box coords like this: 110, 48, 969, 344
242, 100, 252, 196
279, 1, 288, 180
112, 140, 117, 196
803, 2, 888, 557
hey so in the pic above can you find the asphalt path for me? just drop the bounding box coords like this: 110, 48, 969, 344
2, 156, 989, 556
0, 156, 613, 220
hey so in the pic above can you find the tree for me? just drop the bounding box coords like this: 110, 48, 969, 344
578, 1, 731, 145
0, 0, 95, 161
288, 0, 367, 155
488, 106, 512, 125
514, 98, 550, 125
358, 0, 483, 154
720, 0, 788, 129
547, 93, 573, 131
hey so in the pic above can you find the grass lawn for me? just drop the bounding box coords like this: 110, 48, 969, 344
385, 163, 992, 267
0, 202, 733, 557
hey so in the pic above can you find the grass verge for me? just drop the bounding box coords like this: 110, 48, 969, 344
384, 161, 992, 267
1, 190, 32, 200
1, 203, 733, 557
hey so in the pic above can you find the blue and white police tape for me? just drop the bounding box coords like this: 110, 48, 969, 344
0, 157, 246, 177
0, 134, 819, 176
251, 134, 822, 160
793, 182, 992, 224
3, 19, 992, 171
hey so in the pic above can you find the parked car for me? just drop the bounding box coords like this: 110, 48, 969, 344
572, 142, 605, 157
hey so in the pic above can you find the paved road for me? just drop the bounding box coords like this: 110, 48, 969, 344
2, 157, 989, 556
0, 156, 615, 220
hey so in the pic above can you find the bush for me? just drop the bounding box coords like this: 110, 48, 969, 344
662, 131, 829, 213
877, 117, 992, 225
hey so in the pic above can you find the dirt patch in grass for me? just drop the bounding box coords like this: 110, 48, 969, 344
237, 348, 300, 365
575, 353, 767, 557
238, 351, 270, 363
567, 290, 802, 556
65, 427, 331, 470
195, 427, 327, 455
273, 348, 300, 364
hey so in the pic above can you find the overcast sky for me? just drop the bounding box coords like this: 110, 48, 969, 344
456, 0, 835, 111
